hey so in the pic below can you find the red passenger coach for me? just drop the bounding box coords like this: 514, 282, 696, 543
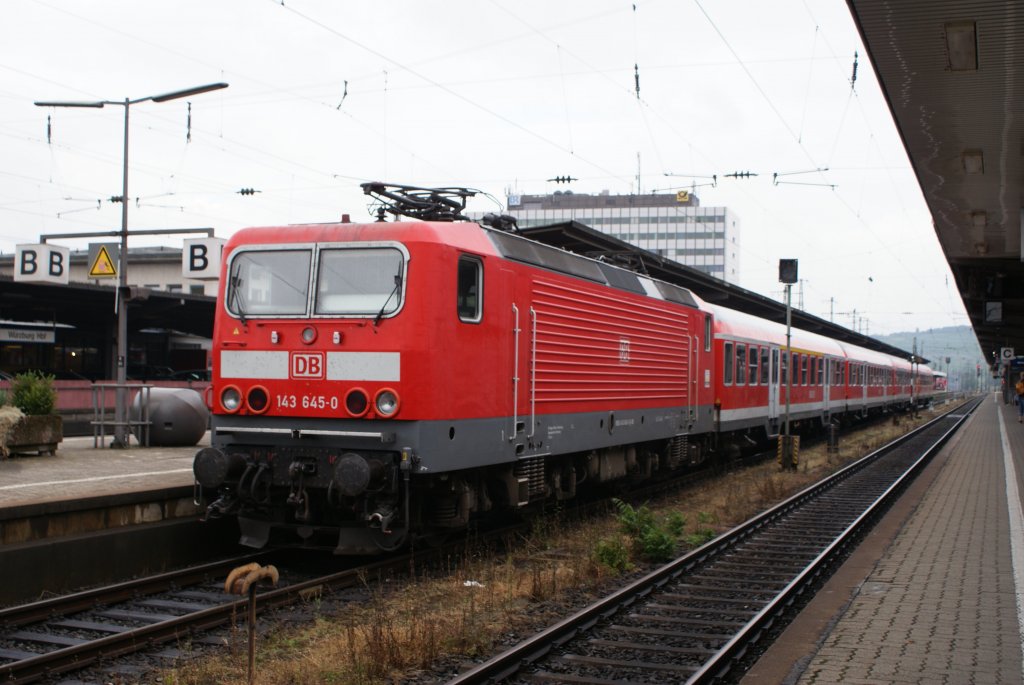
705, 303, 931, 449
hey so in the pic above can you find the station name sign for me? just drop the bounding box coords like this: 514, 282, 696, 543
13, 237, 225, 284
0, 328, 55, 343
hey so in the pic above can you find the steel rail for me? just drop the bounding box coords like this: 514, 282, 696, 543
687, 400, 977, 684
0, 551, 413, 684
445, 399, 980, 684
0, 553, 270, 629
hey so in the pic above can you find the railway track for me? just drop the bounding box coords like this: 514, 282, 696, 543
0, 549, 416, 684
446, 399, 980, 685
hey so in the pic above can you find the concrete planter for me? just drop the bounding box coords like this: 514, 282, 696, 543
5, 414, 63, 457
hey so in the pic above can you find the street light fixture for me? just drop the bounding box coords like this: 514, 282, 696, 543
35, 82, 228, 447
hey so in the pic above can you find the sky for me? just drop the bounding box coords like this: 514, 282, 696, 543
1, 0, 969, 337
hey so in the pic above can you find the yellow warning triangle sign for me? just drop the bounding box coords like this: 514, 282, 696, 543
89, 245, 117, 278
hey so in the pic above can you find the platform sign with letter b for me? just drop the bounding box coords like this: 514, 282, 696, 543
15, 244, 70, 284
183, 238, 225, 280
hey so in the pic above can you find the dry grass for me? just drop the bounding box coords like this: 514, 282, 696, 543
163, 403, 954, 685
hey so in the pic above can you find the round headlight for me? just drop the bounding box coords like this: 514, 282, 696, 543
345, 389, 369, 417
375, 389, 400, 417
301, 326, 317, 344
221, 386, 242, 412
247, 386, 269, 414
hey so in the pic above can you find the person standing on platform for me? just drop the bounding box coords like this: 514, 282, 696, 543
1016, 372, 1024, 422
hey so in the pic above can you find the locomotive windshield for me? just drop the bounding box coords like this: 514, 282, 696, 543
225, 245, 405, 318
227, 249, 311, 317
315, 247, 404, 316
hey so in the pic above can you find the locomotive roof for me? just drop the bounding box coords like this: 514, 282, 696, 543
226, 220, 497, 254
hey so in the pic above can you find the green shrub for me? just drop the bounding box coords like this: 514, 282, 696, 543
639, 526, 677, 562
610, 499, 683, 562
665, 511, 687, 537
10, 371, 56, 415
593, 537, 632, 572
684, 528, 717, 547
613, 499, 655, 538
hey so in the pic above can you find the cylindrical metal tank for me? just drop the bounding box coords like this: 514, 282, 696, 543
131, 387, 209, 446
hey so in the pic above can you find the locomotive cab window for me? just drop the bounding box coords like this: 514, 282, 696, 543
227, 249, 312, 317
457, 256, 483, 323
315, 247, 405, 317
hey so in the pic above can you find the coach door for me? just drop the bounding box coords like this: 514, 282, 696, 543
768, 346, 780, 421
823, 357, 832, 410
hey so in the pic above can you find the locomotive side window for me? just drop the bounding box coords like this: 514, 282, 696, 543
724, 341, 734, 385
735, 343, 747, 385
704, 317, 712, 352
748, 345, 758, 385
228, 249, 312, 317
457, 256, 483, 323
315, 247, 405, 316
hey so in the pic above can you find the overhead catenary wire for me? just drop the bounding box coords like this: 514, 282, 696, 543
4, 1, 968, 334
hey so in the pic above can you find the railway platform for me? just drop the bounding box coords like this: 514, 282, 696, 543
0, 433, 239, 605
745, 394, 1024, 684
0, 433, 204, 506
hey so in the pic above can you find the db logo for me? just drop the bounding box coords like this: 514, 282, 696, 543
290, 352, 325, 379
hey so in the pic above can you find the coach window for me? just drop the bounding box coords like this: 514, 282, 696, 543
779, 350, 786, 385
748, 345, 758, 385
736, 343, 747, 385
760, 347, 769, 384
791, 352, 799, 386
798, 354, 806, 385
816, 357, 824, 385
724, 341, 734, 384
457, 256, 483, 323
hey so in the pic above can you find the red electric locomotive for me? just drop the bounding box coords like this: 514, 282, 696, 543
193, 183, 936, 553
194, 185, 718, 553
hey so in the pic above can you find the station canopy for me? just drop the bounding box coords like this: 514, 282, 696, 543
0, 275, 214, 338
847, 0, 1024, 368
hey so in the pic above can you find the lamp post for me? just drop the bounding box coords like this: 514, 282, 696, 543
778, 259, 798, 469
35, 82, 228, 447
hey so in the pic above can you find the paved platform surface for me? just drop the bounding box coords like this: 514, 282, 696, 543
0, 432, 207, 510
746, 395, 1024, 684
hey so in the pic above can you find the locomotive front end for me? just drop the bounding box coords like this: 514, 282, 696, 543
195, 230, 420, 554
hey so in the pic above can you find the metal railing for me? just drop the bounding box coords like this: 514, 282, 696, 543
90, 383, 152, 447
